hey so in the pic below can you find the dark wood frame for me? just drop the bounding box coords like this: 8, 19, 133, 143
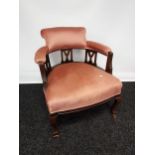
38, 49, 122, 138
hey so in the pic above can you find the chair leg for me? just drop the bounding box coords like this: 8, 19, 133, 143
50, 113, 60, 138
111, 95, 122, 120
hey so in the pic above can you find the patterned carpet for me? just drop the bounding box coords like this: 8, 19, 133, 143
19, 82, 135, 155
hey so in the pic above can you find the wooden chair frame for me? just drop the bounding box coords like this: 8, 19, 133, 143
38, 49, 122, 138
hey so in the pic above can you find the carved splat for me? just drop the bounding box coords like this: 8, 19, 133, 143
46, 54, 51, 74
61, 49, 73, 63
85, 49, 97, 65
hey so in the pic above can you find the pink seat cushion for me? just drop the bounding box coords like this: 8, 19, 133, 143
44, 63, 122, 113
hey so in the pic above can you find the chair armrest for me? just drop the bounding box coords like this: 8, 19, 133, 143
34, 46, 48, 64
86, 41, 112, 56
86, 41, 113, 74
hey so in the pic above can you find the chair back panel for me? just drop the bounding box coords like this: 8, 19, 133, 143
45, 49, 98, 75
41, 27, 87, 52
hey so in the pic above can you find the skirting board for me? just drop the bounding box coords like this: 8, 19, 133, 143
19, 71, 135, 84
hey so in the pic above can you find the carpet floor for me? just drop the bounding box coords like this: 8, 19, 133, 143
19, 82, 135, 155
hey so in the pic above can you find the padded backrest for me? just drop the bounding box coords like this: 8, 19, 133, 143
41, 27, 87, 51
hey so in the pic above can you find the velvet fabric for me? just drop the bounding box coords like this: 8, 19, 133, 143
86, 41, 112, 56
43, 63, 122, 113
34, 41, 112, 65
34, 27, 113, 64
41, 27, 86, 52
34, 46, 48, 64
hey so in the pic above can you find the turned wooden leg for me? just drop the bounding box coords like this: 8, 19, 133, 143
111, 95, 122, 120
50, 113, 59, 138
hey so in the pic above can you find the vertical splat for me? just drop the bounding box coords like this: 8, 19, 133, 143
85, 49, 97, 66
61, 49, 73, 63
46, 54, 51, 74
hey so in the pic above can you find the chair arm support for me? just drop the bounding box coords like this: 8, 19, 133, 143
39, 64, 47, 85
86, 41, 112, 56
86, 40, 113, 73
35, 46, 48, 65
34, 46, 49, 84
105, 51, 113, 74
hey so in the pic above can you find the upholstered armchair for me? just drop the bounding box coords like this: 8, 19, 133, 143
35, 27, 122, 137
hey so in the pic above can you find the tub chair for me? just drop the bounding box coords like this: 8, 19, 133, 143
34, 27, 122, 137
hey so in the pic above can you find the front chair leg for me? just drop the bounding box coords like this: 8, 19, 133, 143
111, 95, 122, 120
50, 113, 59, 138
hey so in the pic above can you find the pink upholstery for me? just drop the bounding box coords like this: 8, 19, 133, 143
41, 27, 86, 52
86, 41, 112, 56
43, 62, 122, 113
34, 40, 112, 64
34, 46, 48, 64
34, 27, 113, 64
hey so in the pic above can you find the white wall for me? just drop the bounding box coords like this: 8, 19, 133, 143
19, 0, 135, 83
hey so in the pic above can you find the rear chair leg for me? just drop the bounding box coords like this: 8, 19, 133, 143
111, 95, 122, 120
50, 113, 59, 138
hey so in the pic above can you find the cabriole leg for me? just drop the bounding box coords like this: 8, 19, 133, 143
111, 95, 122, 120
50, 113, 59, 138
